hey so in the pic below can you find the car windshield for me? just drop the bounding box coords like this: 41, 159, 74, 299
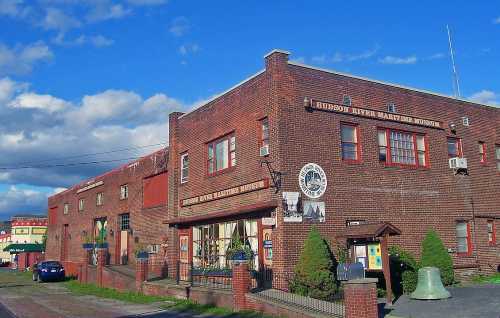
42, 261, 61, 267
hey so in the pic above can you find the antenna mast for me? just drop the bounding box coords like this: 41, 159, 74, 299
447, 25, 461, 98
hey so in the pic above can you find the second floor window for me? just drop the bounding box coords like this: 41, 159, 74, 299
340, 123, 360, 161
180, 153, 189, 183
495, 145, 500, 171
260, 118, 269, 148
447, 137, 462, 158
378, 129, 427, 167
456, 221, 472, 256
96, 192, 104, 206
479, 142, 486, 163
120, 184, 128, 200
63, 203, 69, 215
208, 135, 236, 175
487, 220, 496, 245
78, 198, 85, 211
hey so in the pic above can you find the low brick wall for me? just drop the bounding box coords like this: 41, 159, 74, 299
102, 267, 135, 292
246, 293, 330, 318
62, 261, 80, 277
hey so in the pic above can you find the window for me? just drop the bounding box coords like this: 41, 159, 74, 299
180, 153, 189, 183
63, 203, 69, 215
387, 103, 397, 113
96, 192, 104, 206
487, 220, 496, 246
260, 118, 269, 148
340, 123, 360, 161
342, 95, 352, 106
120, 213, 130, 231
456, 221, 472, 256
447, 137, 462, 158
78, 198, 85, 212
495, 145, 500, 171
479, 142, 486, 163
207, 135, 236, 175
120, 184, 128, 200
378, 129, 428, 167
193, 219, 258, 270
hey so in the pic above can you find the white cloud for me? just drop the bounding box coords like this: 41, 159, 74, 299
493, 17, 500, 24
0, 132, 24, 147
169, 16, 190, 36
9, 92, 70, 113
178, 44, 199, 56
0, 77, 27, 104
307, 46, 380, 65
86, 3, 131, 22
0, 0, 32, 19
0, 41, 53, 76
127, 0, 167, 5
53, 33, 114, 47
0, 186, 49, 216
425, 53, 445, 60
378, 55, 418, 65
468, 90, 499, 106
52, 187, 67, 194
41, 7, 81, 31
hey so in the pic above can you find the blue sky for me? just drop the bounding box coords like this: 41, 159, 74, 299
0, 0, 499, 220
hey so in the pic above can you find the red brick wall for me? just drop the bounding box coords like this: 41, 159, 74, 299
46, 149, 169, 269
143, 172, 168, 209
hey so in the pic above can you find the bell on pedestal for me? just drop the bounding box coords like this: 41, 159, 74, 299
410, 267, 451, 300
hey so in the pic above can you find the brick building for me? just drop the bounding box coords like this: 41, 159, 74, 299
45, 148, 169, 277
165, 49, 499, 286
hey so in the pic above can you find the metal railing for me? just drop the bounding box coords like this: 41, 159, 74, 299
175, 261, 232, 289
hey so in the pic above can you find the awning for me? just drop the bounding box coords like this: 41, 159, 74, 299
165, 200, 278, 227
3, 243, 44, 254
337, 222, 401, 239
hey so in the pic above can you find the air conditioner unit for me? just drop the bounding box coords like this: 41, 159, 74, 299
260, 145, 269, 157
449, 157, 467, 170
148, 244, 159, 254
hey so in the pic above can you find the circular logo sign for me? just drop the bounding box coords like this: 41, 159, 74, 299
298, 163, 327, 199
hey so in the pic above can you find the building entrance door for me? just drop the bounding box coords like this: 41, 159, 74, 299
179, 235, 189, 281
61, 224, 69, 262
120, 230, 128, 265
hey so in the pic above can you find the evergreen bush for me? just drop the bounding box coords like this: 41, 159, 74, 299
401, 270, 418, 294
420, 229, 454, 285
289, 227, 338, 300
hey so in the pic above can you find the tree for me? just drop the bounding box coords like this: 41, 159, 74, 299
420, 229, 454, 285
290, 227, 338, 300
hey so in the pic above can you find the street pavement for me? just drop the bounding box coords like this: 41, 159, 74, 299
0, 271, 228, 318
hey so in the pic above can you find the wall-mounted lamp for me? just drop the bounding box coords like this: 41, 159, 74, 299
449, 122, 457, 134
109, 229, 114, 237
128, 228, 133, 235
81, 230, 87, 237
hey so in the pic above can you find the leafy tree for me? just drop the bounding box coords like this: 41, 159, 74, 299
420, 229, 454, 285
290, 227, 338, 300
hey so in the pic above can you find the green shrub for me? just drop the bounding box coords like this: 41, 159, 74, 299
401, 270, 418, 294
420, 229, 454, 285
290, 227, 338, 300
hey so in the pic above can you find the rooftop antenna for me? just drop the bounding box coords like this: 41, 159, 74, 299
446, 24, 461, 98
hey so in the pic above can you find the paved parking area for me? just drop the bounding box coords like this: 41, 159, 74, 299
387, 284, 500, 318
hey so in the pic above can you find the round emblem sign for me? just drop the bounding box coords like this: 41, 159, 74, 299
298, 163, 327, 199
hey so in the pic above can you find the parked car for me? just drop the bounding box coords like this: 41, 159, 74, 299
37, 261, 65, 282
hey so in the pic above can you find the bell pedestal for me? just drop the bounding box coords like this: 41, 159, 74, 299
410, 267, 451, 300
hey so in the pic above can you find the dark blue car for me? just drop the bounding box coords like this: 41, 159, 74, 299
37, 261, 65, 282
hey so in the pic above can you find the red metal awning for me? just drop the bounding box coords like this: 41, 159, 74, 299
164, 200, 278, 227
337, 222, 401, 239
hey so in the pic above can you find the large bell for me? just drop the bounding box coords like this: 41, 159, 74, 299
410, 267, 451, 300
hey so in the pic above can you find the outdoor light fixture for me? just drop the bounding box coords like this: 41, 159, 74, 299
109, 229, 114, 237
449, 122, 457, 133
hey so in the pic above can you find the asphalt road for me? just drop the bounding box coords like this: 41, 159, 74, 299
0, 302, 15, 318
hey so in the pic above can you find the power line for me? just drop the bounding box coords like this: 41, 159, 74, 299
0, 157, 143, 170
3, 142, 167, 167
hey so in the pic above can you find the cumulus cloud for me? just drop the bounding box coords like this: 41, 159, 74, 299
493, 17, 500, 24
0, 41, 53, 76
86, 3, 131, 22
469, 90, 499, 106
169, 16, 190, 36
304, 46, 380, 65
178, 44, 199, 56
41, 7, 81, 31
378, 55, 418, 65
9, 92, 70, 113
53, 33, 114, 47
0, 186, 49, 217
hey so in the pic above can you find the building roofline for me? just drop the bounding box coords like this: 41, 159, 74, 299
288, 61, 499, 111
264, 49, 291, 58
178, 70, 265, 120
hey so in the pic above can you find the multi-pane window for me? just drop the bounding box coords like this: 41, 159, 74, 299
378, 129, 427, 167
120, 213, 130, 231
78, 198, 85, 212
96, 192, 104, 206
261, 118, 269, 148
479, 142, 486, 163
495, 145, 500, 171
487, 220, 496, 246
120, 184, 128, 200
340, 123, 360, 161
207, 135, 236, 175
447, 137, 462, 158
192, 219, 258, 269
180, 153, 189, 184
456, 221, 471, 256
63, 203, 69, 215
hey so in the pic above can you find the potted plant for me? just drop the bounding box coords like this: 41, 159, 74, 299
95, 236, 108, 249
226, 239, 253, 263
82, 234, 94, 250
134, 244, 149, 260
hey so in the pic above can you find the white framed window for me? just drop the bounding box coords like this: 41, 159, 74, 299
63, 203, 69, 215
120, 184, 128, 200
456, 221, 471, 256
495, 145, 500, 171
207, 135, 236, 175
378, 128, 428, 167
96, 192, 104, 206
180, 153, 189, 184
78, 198, 85, 212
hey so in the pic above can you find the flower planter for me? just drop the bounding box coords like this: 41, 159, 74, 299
231, 250, 249, 262
136, 251, 149, 260
82, 243, 94, 250
95, 242, 108, 249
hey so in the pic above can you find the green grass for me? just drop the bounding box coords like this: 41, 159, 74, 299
471, 273, 500, 284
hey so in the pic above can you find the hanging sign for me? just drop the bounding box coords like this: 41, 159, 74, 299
298, 163, 327, 199
368, 243, 383, 270
309, 99, 443, 129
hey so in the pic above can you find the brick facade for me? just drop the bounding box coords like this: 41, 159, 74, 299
166, 50, 499, 286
